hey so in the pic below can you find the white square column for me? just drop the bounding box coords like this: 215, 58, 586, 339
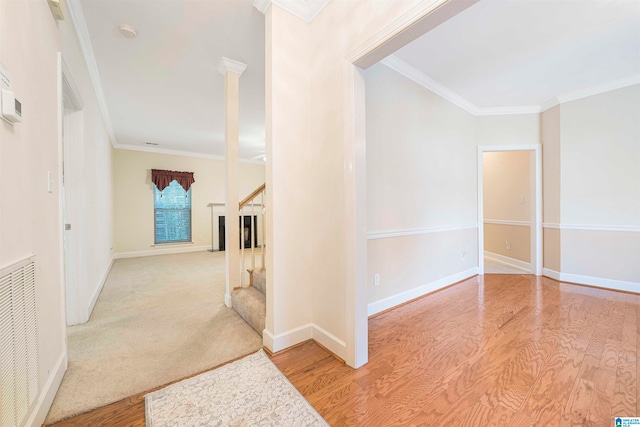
218, 57, 247, 307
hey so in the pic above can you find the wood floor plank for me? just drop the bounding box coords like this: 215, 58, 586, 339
47, 275, 640, 427
565, 377, 596, 425
611, 304, 638, 418
555, 296, 631, 426
520, 293, 598, 424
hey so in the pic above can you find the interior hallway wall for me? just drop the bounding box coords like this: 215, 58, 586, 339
364, 60, 540, 314
0, 1, 115, 424
366, 62, 478, 311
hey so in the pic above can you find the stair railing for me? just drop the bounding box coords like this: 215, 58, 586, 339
239, 183, 265, 285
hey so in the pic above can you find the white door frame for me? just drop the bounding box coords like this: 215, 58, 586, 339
477, 144, 542, 276
58, 54, 85, 327
343, 0, 481, 368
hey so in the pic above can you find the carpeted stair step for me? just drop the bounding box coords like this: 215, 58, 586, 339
252, 268, 266, 294
231, 287, 265, 337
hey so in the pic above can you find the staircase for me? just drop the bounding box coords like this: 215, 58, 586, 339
230, 184, 266, 336
231, 268, 265, 336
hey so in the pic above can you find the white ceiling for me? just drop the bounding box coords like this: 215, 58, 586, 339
77, 0, 265, 160
392, 0, 640, 112
73, 0, 640, 159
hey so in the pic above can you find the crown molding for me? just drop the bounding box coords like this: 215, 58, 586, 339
303, 0, 331, 21
538, 75, 640, 113
113, 143, 265, 164
382, 55, 640, 117
539, 97, 560, 112
380, 55, 480, 114
253, 0, 330, 23
555, 73, 640, 106
66, 0, 119, 145
381, 55, 540, 116
217, 57, 247, 76
253, 0, 271, 14
474, 105, 541, 116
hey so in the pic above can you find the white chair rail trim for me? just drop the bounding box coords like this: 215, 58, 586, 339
367, 224, 478, 240
484, 219, 531, 227
543, 223, 640, 233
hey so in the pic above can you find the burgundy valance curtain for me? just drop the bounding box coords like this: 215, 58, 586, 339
151, 169, 195, 192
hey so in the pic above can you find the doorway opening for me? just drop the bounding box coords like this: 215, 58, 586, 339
477, 145, 542, 276
481, 150, 536, 274
344, 0, 481, 368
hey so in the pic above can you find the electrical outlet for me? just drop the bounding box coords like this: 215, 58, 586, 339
460, 250, 466, 261
374, 274, 380, 287
506, 241, 511, 250
520, 195, 525, 204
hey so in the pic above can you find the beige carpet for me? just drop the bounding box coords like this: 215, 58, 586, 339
45, 251, 263, 424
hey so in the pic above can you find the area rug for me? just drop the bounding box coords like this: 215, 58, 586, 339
145, 350, 329, 427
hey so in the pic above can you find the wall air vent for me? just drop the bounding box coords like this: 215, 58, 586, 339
145, 142, 159, 146
0, 256, 39, 427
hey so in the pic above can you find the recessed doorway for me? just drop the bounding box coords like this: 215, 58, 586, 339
477, 145, 542, 276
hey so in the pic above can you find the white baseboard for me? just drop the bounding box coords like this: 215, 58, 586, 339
542, 268, 561, 281
263, 323, 347, 361
312, 324, 347, 361
263, 324, 313, 353
87, 256, 114, 320
367, 267, 479, 317
262, 328, 274, 350
25, 351, 66, 427
484, 251, 532, 273
543, 268, 640, 294
113, 245, 210, 259
224, 293, 231, 308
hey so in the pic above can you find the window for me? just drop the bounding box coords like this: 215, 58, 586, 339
154, 180, 192, 244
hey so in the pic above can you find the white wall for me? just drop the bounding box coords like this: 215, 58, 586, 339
0, 1, 114, 425
266, 0, 425, 361
264, 5, 316, 352
476, 114, 540, 146
558, 84, 640, 285
113, 148, 265, 256
364, 61, 541, 311
366, 62, 478, 307
561, 85, 640, 227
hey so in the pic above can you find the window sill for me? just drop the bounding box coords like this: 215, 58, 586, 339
151, 242, 193, 247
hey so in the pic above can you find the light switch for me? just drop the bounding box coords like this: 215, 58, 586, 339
47, 172, 53, 193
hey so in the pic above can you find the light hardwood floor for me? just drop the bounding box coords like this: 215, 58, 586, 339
46, 274, 638, 426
